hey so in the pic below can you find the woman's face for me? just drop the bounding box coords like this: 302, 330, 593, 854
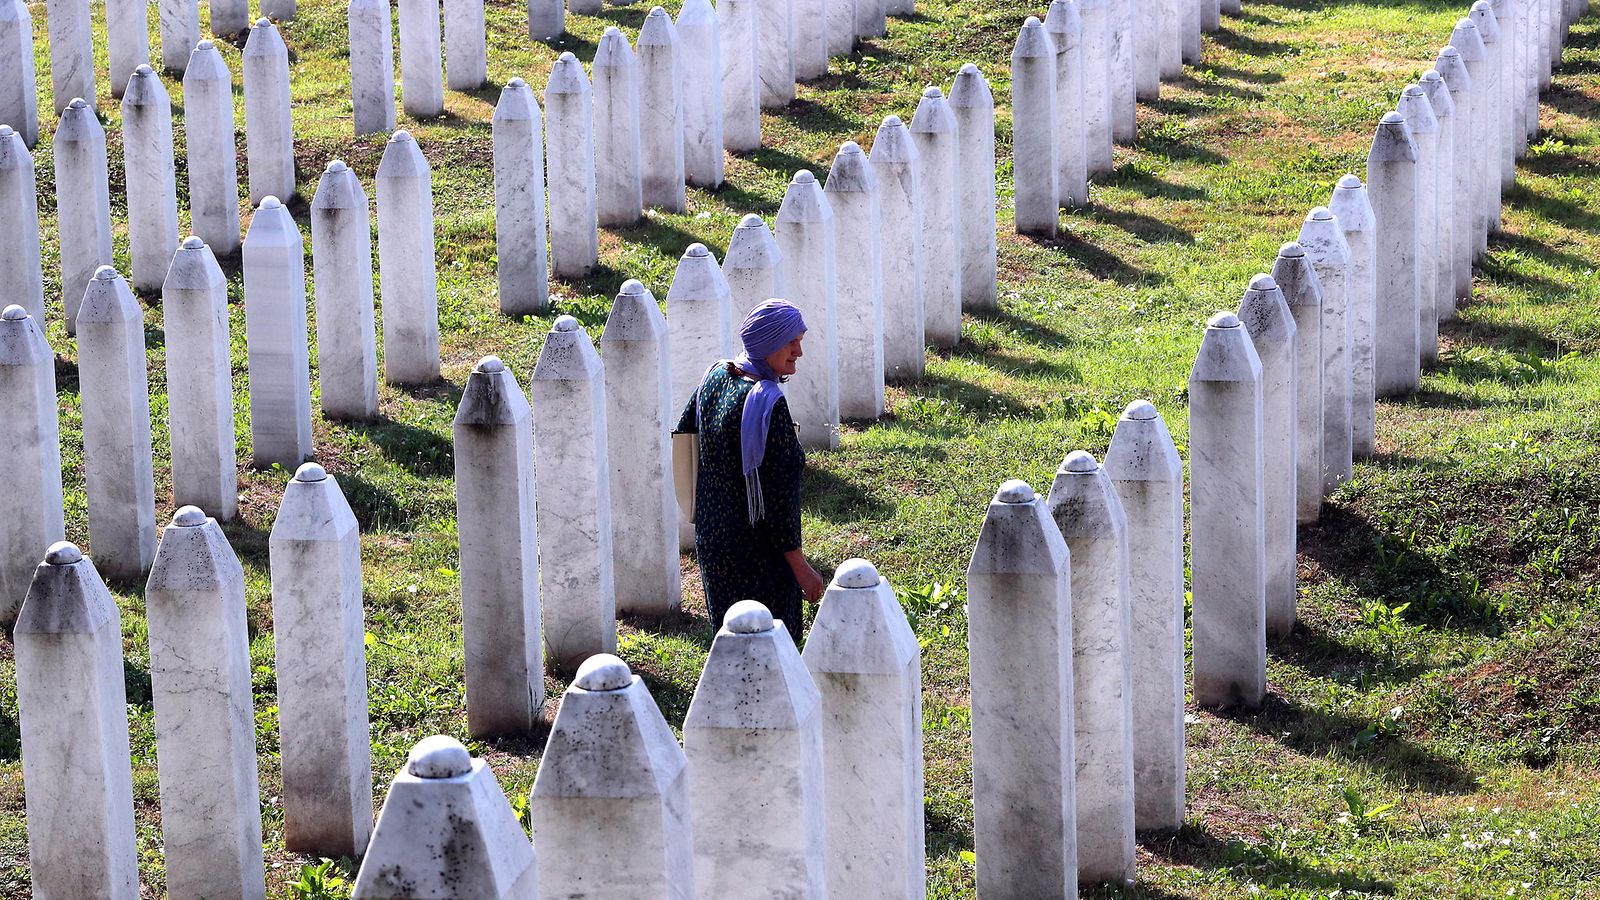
765, 333, 805, 377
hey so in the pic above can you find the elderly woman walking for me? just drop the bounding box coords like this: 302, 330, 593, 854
675, 299, 827, 633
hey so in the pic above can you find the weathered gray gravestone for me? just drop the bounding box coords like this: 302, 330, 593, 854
243, 196, 314, 468
1135, 0, 1162, 100
1397, 85, 1440, 367
1046, 0, 1089, 210
871, 115, 927, 379
45, 0, 94, 114
14, 543, 139, 900
311, 160, 380, 421
1328, 175, 1378, 458
1109, 0, 1136, 143
1492, 0, 1519, 173
0, 128, 44, 321
54, 98, 114, 334
719, 0, 761, 151
827, 0, 854, 56
1079, 0, 1113, 175
77, 268, 158, 580
1420, 70, 1458, 344
1046, 451, 1136, 887
595, 28, 645, 227
1011, 17, 1060, 236
163, 238, 237, 520
1234, 276, 1297, 640
685, 601, 827, 900
793, 0, 827, 81
757, 0, 796, 108
1469, 2, 1504, 236
530, 316, 618, 669
243, 20, 296, 205
1295, 210, 1353, 495
376, 130, 443, 386
1159, 0, 1183, 79
1188, 312, 1267, 708
211, 0, 249, 35
494, 79, 550, 316
270, 463, 373, 857
528, 0, 561, 39
184, 41, 242, 255
1435, 45, 1475, 306
1448, 18, 1489, 258
911, 86, 962, 350
261, 0, 295, 19
1182, 0, 1202, 63
639, 8, 687, 213
531, 654, 693, 898
107, 0, 150, 99
398, 0, 445, 117
146, 506, 267, 900
802, 559, 926, 900
666, 243, 735, 413
723, 212, 784, 321
349, 0, 397, 136
678, 0, 725, 188
545, 53, 599, 278
858, 0, 886, 37
1367, 113, 1421, 398
776, 170, 843, 449
825, 142, 887, 419
950, 64, 998, 311
353, 736, 539, 898
0, 0, 38, 148
122, 66, 181, 292
1103, 401, 1185, 832
967, 479, 1077, 897
159, 0, 200, 72
0, 306, 63, 626
1270, 241, 1323, 525
444, 0, 487, 90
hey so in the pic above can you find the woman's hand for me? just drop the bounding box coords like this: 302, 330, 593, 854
784, 549, 827, 603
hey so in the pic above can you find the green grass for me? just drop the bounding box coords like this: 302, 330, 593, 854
3, 0, 1600, 895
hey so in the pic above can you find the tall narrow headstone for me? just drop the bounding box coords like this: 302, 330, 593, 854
639, 8, 687, 213
1270, 242, 1323, 524
1421, 69, 1458, 339
1181, 0, 1202, 64
1201, 0, 1219, 30
911, 87, 962, 350
793, 0, 827, 81
45, 0, 94, 113
723, 213, 784, 320
243, 20, 296, 205
271, 463, 373, 857
758, 0, 796, 108
531, 654, 693, 897
349, 0, 398, 136
376, 130, 443, 386
1103, 402, 1185, 833
1135, 0, 1162, 101
107, 0, 150, 99
353, 737, 539, 898
1079, 0, 1113, 176
775, 170, 842, 448
160, 0, 200, 72
678, 0, 725, 187
857, 0, 885, 37
122, 66, 181, 292
494, 79, 550, 316
719, 0, 761, 151
1469, 3, 1503, 235
528, 0, 561, 39
261, 0, 295, 19
1492, 0, 1520, 170
1188, 312, 1267, 708
1234, 276, 1296, 639
545, 53, 599, 278
1448, 19, 1489, 258
444, 0, 487, 90
1046, 1, 1089, 210
398, 0, 446, 117
1397, 85, 1440, 367
1367, 113, 1420, 398
163, 238, 237, 520
15, 543, 139, 899
667, 244, 736, 412
77, 268, 158, 579
871, 115, 927, 379
453, 357, 544, 736
1011, 18, 1060, 236
1296, 211, 1352, 494
0, 307, 63, 625
1519, 0, 1538, 141
802, 559, 925, 900
602, 281, 683, 614
0, 0, 38, 147
211, 0, 248, 35
826, 0, 853, 56
595, 28, 645, 226
54, 98, 113, 333
1436, 45, 1475, 302
311, 160, 380, 421
1109, 0, 1136, 142
243, 196, 314, 468
146, 507, 267, 900
1159, 0, 1183, 79
1329, 175, 1378, 458
826, 142, 886, 419
0, 128, 43, 321
184, 41, 241, 255
966, 479, 1077, 897
950, 65, 998, 311
531, 316, 617, 669
685, 601, 827, 899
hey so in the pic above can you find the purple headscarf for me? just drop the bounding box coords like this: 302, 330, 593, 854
732, 300, 806, 522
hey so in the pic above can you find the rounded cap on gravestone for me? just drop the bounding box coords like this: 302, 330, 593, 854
1419, 71, 1455, 120
996, 478, 1035, 503
174, 505, 208, 526
55, 98, 106, 146
494, 77, 540, 123
123, 65, 169, 110
1044, 0, 1083, 50
724, 214, 782, 270
477, 354, 505, 374
950, 64, 994, 109
1298, 209, 1351, 274
1104, 399, 1183, 483
834, 557, 880, 589
294, 462, 327, 482
1047, 450, 1126, 540
968, 478, 1069, 577
77, 266, 142, 325
312, 159, 366, 210
1013, 17, 1057, 61
1369, 113, 1419, 163
45, 541, 83, 566
602, 278, 667, 343
687, 599, 819, 731
164, 236, 227, 291
0, 303, 50, 367
1435, 46, 1472, 93
1329, 175, 1376, 233
870, 115, 919, 167
911, 86, 957, 135
185, 39, 230, 81
824, 141, 876, 195
1448, 19, 1487, 61
1273, 239, 1325, 308
1468, 2, 1500, 43
2, 304, 27, 321
149, 506, 246, 594
1237, 274, 1296, 349
273, 461, 359, 542
378, 129, 430, 179
639, 6, 677, 46
245, 196, 302, 249
0, 126, 23, 169
454, 354, 530, 426
574, 653, 634, 691
668, 242, 732, 304
1189, 310, 1263, 384
805, 557, 919, 674
594, 27, 637, 68
546, 53, 591, 98
533, 314, 605, 381
17, 541, 119, 635
777, 170, 833, 225
244, 18, 286, 56
724, 599, 775, 634
1397, 85, 1438, 136
407, 735, 474, 778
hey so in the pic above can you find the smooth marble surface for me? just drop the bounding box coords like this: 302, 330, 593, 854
54, 99, 113, 333
1469, 3, 1504, 234
494, 79, 550, 316
825, 142, 886, 419
1435, 45, 1475, 305
376, 131, 443, 385
1421, 71, 1458, 343
243, 21, 296, 205
1045, 1, 1089, 209
243, 197, 314, 468
162, 238, 237, 521
757, 0, 796, 107
106, 0, 149, 98
183, 42, 241, 255
857, 0, 886, 37
666, 243, 735, 414
398, 0, 445, 116
723, 212, 784, 321
775, 170, 842, 448
46, 0, 94, 114
870, 116, 927, 379
639, 9, 687, 212
1235, 277, 1297, 640
1296, 212, 1353, 496
528, 0, 562, 37
910, 87, 961, 350
595, 28, 645, 226
1134, 0, 1162, 100
949, 65, 997, 311
1010, 18, 1059, 236
718, 0, 761, 151
827, 0, 854, 55
0, 129, 43, 320
1397, 86, 1440, 367
1159, 0, 1183, 78
444, 0, 487, 89
210, 0, 248, 34
545, 53, 599, 277
1079, 0, 1113, 175
121, 67, 180, 292
1492, 0, 1519, 174
349, 0, 397, 135
1270, 242, 1324, 526
159, 0, 200, 71
678, 0, 725, 187
1328, 176, 1378, 458
311, 161, 380, 421
1182, 0, 1202, 62
0, 307, 63, 624
1449, 19, 1490, 258
1367, 113, 1421, 398
1109, 0, 1136, 141
0, 0, 38, 147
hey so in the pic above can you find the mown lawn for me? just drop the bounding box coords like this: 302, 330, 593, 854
2, 0, 1600, 895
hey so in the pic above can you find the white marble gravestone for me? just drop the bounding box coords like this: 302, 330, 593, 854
243, 196, 314, 468
1420, 70, 1458, 339
1079, 0, 1113, 176
311, 160, 380, 421
531, 316, 618, 669
1435, 45, 1475, 306
1047, 451, 1136, 887
1103, 401, 1185, 832
271, 463, 373, 857
1182, 0, 1202, 63
494, 79, 550, 316
1135, 0, 1162, 100
949, 64, 998, 311
160, 0, 201, 72
1159, 0, 1184, 78
1469, 3, 1504, 235
1449, 18, 1490, 258
528, 0, 561, 38
107, 0, 150, 100
54, 98, 114, 333
1188, 312, 1267, 708
398, 0, 445, 117
45, 0, 94, 114
146, 507, 267, 900
1328, 175, 1378, 458
639, 9, 688, 212
1397, 85, 1440, 367
0, 307, 63, 625
966, 479, 1077, 897
871, 115, 927, 379
1012, 18, 1060, 236
595, 28, 645, 227
0, 0, 38, 148
825, 142, 887, 419
211, 0, 249, 34
349, 0, 397, 136
857, 0, 886, 37
1270, 242, 1323, 525
678, 0, 725, 187
376, 130, 443, 386
261, 0, 295, 19
1046, 0, 1089, 210
453, 356, 545, 736
15, 543, 139, 900
1234, 276, 1297, 640
444, 0, 487, 90
77, 268, 158, 580
802, 559, 926, 900
1367, 112, 1421, 398
184, 41, 241, 255
122, 66, 181, 292
793, 0, 827, 81
1109, 0, 1136, 142
911, 87, 962, 350
724, 213, 784, 321
545, 53, 600, 278
719, 0, 761, 151
667, 243, 736, 413
244, 20, 296, 205
826, 0, 854, 56
353, 737, 539, 898
685, 601, 827, 900
0, 128, 43, 321
776, 170, 842, 449
159, 239, 237, 532
1296, 210, 1352, 496
757, 0, 796, 108
531, 654, 693, 898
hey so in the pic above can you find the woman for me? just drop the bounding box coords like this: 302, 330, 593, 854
675, 299, 827, 634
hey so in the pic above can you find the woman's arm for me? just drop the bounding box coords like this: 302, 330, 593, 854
784, 548, 826, 602
763, 399, 823, 601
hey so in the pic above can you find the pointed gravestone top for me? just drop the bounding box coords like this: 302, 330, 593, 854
1369, 114, 1418, 162
1103, 400, 1182, 482
1045, 0, 1083, 48
1190, 311, 1262, 382
1274, 241, 1325, 306
871, 116, 919, 164
1419, 71, 1455, 119
826, 143, 875, 193
1397, 85, 1438, 135
1237, 275, 1296, 347
533, 315, 603, 381
602, 280, 667, 342
595, 27, 635, 68
950, 64, 995, 106
1448, 19, 1486, 61
1015, 16, 1054, 58
725, 215, 781, 269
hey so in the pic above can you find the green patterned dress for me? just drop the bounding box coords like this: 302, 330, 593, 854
675, 363, 806, 633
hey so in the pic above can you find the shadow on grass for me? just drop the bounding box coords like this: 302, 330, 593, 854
1021, 229, 1162, 287
1092, 205, 1198, 245
1276, 616, 1429, 685
804, 464, 898, 523
1211, 28, 1295, 63
345, 405, 458, 480
1138, 821, 1398, 895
